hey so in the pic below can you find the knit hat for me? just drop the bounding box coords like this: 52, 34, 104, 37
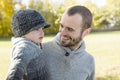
11, 9, 50, 37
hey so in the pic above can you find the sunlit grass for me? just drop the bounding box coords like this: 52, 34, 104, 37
0, 31, 120, 80
85, 31, 120, 80
0, 39, 11, 80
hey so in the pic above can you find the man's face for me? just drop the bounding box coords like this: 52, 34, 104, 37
59, 13, 83, 48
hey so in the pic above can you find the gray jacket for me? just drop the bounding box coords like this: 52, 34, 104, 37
43, 33, 95, 80
6, 37, 48, 80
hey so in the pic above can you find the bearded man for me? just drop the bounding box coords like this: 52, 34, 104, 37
43, 5, 95, 80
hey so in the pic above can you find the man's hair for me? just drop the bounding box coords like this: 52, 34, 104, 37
67, 5, 92, 30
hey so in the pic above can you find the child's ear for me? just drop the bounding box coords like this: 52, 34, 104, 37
82, 28, 92, 37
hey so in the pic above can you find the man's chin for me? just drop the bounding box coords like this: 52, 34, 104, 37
61, 41, 69, 47
60, 39, 70, 46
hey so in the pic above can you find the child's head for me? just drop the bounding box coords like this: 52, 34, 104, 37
11, 9, 50, 43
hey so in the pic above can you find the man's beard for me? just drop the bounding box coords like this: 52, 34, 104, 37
60, 34, 82, 47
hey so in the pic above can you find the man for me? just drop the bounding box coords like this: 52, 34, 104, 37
43, 5, 95, 80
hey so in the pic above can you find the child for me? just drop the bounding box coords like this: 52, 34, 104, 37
6, 9, 50, 80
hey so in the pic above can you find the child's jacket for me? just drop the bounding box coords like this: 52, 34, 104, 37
6, 37, 48, 80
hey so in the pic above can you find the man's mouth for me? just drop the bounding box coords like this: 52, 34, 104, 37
61, 35, 70, 41
39, 37, 43, 40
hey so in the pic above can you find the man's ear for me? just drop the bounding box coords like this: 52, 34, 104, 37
82, 28, 92, 37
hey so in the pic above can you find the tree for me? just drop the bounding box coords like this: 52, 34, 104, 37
84, 0, 120, 29
0, 0, 15, 37
105, 0, 120, 28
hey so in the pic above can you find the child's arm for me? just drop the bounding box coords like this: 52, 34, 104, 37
6, 46, 35, 80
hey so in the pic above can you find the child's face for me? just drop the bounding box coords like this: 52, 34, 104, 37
23, 28, 44, 44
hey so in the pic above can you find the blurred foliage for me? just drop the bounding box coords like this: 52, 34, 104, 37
84, 0, 120, 29
0, 0, 120, 37
106, 0, 120, 28
0, 0, 15, 37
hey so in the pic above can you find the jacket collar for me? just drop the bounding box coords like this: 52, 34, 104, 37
11, 37, 41, 48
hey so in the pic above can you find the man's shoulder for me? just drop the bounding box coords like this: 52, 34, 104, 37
42, 40, 64, 53
84, 51, 94, 61
84, 52, 95, 68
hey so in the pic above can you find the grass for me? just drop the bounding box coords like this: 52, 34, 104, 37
0, 31, 120, 80
85, 31, 120, 80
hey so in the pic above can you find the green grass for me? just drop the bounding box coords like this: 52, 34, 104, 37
84, 31, 120, 80
0, 31, 120, 80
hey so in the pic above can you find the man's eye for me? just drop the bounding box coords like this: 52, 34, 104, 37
68, 28, 73, 31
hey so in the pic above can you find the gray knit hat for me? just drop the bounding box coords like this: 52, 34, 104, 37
11, 9, 50, 37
